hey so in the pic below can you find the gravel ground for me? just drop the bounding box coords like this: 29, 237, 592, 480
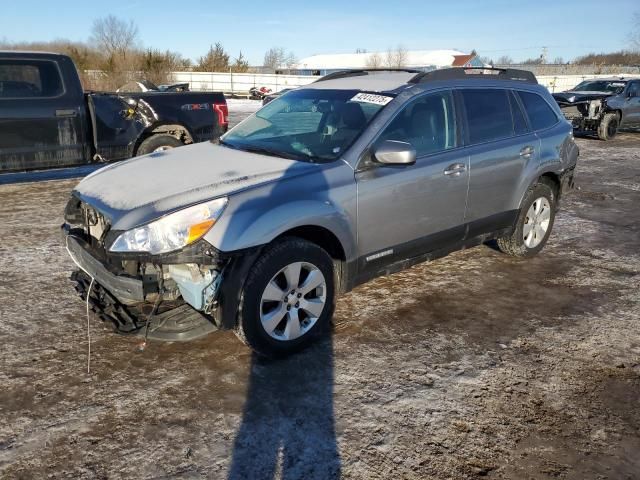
0, 123, 638, 479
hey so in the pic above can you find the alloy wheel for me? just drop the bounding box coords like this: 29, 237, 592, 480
259, 261, 327, 341
523, 197, 551, 248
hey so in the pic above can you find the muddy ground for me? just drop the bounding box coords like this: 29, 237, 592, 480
0, 123, 639, 479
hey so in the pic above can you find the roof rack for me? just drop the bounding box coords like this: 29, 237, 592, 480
315, 68, 423, 83
409, 67, 538, 85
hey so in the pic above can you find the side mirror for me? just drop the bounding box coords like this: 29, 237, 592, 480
372, 140, 416, 166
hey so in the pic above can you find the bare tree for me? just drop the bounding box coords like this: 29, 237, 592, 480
365, 52, 383, 68
496, 55, 513, 65
522, 56, 544, 65
90, 15, 138, 60
263, 47, 284, 69
552, 56, 565, 65
385, 45, 408, 68
284, 51, 298, 69
630, 11, 640, 51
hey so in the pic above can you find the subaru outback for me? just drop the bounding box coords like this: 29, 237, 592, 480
63, 67, 578, 357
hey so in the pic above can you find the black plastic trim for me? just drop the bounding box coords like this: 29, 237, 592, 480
410, 67, 538, 85
352, 210, 519, 288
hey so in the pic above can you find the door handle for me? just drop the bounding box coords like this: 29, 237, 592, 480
520, 146, 534, 157
444, 163, 466, 176
56, 109, 77, 118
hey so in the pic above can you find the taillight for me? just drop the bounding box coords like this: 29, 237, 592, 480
213, 103, 228, 127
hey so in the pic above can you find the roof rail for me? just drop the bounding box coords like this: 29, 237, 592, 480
409, 67, 538, 84
315, 68, 423, 83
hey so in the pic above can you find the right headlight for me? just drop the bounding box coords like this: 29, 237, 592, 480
109, 197, 228, 254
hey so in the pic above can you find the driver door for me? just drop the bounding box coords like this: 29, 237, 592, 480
623, 81, 640, 126
355, 90, 469, 278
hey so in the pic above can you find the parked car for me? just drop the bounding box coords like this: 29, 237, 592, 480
63, 67, 578, 356
553, 77, 640, 140
0, 51, 227, 172
262, 87, 294, 105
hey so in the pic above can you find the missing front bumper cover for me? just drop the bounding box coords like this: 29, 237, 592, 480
72, 269, 218, 341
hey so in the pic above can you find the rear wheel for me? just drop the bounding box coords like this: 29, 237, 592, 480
235, 238, 335, 357
597, 113, 619, 141
136, 134, 183, 156
497, 181, 557, 257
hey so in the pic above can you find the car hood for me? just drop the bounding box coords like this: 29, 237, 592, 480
73, 141, 315, 230
553, 90, 614, 104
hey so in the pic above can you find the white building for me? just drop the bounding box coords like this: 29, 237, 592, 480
292, 50, 481, 75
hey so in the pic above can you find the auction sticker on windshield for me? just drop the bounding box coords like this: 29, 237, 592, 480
350, 93, 393, 106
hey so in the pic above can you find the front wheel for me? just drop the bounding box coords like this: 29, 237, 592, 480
497, 181, 557, 257
235, 238, 335, 357
597, 112, 619, 141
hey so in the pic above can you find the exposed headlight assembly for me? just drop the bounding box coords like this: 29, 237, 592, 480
109, 197, 228, 254
588, 99, 602, 119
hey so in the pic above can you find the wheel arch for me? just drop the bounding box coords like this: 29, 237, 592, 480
275, 225, 348, 292
538, 172, 561, 197
134, 122, 194, 155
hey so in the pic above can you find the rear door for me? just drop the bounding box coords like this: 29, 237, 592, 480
459, 88, 539, 235
355, 90, 469, 276
516, 90, 567, 174
0, 56, 86, 172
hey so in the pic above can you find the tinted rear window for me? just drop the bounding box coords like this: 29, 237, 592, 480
509, 91, 529, 135
461, 89, 513, 144
517, 91, 558, 131
0, 59, 63, 98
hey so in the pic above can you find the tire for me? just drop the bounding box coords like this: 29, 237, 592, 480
235, 237, 335, 357
597, 112, 619, 141
136, 134, 183, 156
496, 180, 557, 257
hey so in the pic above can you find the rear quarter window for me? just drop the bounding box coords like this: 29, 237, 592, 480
517, 91, 558, 131
460, 89, 513, 144
0, 59, 64, 98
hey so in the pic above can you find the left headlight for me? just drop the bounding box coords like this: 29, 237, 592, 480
109, 197, 228, 254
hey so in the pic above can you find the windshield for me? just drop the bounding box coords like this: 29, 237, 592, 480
221, 89, 391, 162
572, 80, 626, 93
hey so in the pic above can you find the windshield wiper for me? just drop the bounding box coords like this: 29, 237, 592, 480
236, 145, 302, 160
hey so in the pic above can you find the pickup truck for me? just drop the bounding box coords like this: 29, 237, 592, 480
552, 77, 640, 140
0, 51, 228, 172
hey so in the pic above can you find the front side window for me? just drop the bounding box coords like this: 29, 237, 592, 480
517, 91, 558, 131
461, 89, 513, 144
222, 89, 390, 162
628, 82, 640, 97
377, 91, 457, 157
0, 59, 63, 98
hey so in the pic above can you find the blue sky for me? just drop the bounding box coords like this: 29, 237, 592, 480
1, 0, 637, 64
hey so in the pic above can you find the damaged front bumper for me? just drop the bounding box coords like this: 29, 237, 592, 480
556, 99, 604, 132
62, 220, 260, 341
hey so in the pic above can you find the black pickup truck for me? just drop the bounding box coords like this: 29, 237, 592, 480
0, 51, 228, 172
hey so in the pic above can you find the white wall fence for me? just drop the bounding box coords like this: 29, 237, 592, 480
168, 71, 316, 95
167, 71, 640, 95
